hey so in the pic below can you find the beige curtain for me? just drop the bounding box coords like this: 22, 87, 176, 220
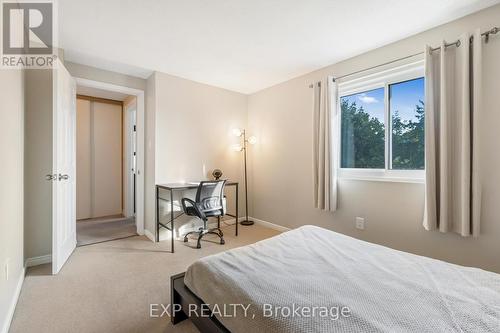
312, 76, 338, 211
423, 29, 482, 237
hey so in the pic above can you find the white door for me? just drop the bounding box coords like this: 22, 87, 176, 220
52, 60, 77, 274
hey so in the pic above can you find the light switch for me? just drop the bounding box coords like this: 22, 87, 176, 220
4, 258, 10, 281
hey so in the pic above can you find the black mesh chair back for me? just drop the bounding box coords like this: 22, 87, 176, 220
195, 180, 226, 215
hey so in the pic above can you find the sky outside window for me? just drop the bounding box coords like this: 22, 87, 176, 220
340, 87, 385, 122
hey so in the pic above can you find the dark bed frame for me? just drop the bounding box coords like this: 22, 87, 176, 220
171, 272, 230, 333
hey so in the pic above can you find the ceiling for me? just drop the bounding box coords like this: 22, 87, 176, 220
59, 0, 500, 94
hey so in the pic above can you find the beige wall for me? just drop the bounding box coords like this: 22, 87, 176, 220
145, 73, 157, 238
146, 72, 248, 239
24, 70, 53, 260
0, 69, 25, 332
247, 5, 500, 273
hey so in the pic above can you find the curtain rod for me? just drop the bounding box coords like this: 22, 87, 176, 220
309, 26, 498, 88
429, 26, 499, 51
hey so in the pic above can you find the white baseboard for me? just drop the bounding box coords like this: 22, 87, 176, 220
1, 267, 25, 333
145, 216, 246, 242
144, 216, 288, 243
250, 217, 290, 232
144, 229, 155, 242
24, 254, 51, 268
211, 216, 243, 227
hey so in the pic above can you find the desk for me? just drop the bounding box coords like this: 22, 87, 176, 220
155, 181, 239, 252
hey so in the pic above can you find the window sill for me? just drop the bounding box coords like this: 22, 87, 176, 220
337, 169, 425, 184
339, 175, 424, 184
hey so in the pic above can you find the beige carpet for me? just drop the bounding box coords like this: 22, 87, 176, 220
10, 224, 280, 333
77, 216, 137, 246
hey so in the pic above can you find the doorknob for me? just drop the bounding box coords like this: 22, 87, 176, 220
45, 174, 57, 181
58, 174, 69, 181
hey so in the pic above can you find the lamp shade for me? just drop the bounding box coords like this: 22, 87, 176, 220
248, 136, 257, 145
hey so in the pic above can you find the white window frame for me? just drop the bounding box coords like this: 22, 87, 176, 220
336, 60, 425, 183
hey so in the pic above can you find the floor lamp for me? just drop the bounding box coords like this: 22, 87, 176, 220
232, 128, 257, 226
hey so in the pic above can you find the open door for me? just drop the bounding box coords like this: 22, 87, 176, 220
52, 60, 77, 274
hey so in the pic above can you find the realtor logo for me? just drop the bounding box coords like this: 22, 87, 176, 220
1, 0, 56, 68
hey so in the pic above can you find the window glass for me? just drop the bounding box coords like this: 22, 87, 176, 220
389, 78, 425, 170
340, 88, 385, 169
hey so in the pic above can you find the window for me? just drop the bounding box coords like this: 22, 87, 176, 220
390, 78, 425, 170
338, 62, 425, 182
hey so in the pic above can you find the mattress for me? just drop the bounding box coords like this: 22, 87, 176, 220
184, 225, 500, 332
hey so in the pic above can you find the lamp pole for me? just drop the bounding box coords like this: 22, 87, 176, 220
241, 129, 254, 226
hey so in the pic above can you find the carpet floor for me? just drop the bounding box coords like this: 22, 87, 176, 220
10, 224, 280, 333
76, 216, 137, 246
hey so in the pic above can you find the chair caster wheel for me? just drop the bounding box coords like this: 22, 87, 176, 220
196, 244, 202, 249
220, 239, 225, 245
183, 237, 188, 243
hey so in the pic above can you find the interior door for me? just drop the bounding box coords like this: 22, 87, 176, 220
52, 60, 77, 274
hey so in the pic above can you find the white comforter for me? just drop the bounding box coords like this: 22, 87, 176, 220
184, 225, 500, 332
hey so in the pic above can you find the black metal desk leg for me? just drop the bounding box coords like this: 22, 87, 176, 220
156, 186, 159, 242
170, 189, 175, 253
235, 183, 239, 236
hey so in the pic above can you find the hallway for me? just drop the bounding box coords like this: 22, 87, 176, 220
76, 216, 136, 246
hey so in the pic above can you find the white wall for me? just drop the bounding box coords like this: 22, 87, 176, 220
0, 69, 25, 333
146, 72, 248, 239
247, 4, 500, 273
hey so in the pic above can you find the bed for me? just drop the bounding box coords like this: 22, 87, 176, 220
171, 225, 500, 332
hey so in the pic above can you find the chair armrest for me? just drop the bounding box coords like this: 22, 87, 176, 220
181, 197, 195, 212
222, 196, 227, 216
181, 197, 206, 220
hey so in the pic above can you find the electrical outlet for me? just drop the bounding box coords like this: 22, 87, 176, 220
355, 217, 365, 230
4, 258, 10, 281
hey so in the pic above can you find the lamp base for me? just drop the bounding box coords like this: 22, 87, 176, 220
240, 220, 254, 226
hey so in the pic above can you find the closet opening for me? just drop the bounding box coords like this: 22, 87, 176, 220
75, 86, 138, 246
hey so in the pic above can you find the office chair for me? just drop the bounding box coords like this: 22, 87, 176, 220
181, 180, 227, 249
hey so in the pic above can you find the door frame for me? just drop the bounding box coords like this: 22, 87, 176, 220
74, 77, 145, 235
